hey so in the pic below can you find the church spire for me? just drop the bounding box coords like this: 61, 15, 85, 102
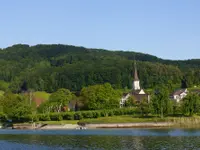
134, 61, 139, 81
133, 59, 140, 90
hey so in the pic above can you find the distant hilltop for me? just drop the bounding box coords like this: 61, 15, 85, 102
1, 44, 200, 62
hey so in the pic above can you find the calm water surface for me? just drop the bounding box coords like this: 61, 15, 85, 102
0, 128, 200, 150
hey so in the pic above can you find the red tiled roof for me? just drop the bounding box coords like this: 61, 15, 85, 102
32, 97, 46, 107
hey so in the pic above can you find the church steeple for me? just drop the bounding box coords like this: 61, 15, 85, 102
133, 60, 140, 90
134, 61, 139, 81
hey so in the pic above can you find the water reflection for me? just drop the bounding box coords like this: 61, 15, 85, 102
0, 129, 200, 149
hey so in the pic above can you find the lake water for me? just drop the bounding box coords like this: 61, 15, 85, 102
0, 128, 200, 149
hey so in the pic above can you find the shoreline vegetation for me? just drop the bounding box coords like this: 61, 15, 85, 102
1, 86, 200, 130
0, 44, 199, 131
10, 116, 200, 130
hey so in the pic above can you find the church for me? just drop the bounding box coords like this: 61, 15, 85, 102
120, 61, 150, 107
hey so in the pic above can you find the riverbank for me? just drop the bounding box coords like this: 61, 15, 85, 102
84, 122, 173, 128
12, 122, 173, 130
10, 115, 200, 129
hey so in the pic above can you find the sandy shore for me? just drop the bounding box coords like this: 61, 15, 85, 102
84, 122, 173, 128
12, 122, 174, 130
12, 124, 80, 130
39, 124, 80, 130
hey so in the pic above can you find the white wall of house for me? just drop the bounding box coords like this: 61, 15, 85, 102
172, 92, 187, 102
173, 95, 181, 102
120, 93, 130, 107
180, 92, 187, 99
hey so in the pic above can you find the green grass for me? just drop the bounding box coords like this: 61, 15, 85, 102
0, 90, 4, 97
145, 89, 153, 94
20, 115, 200, 128
79, 116, 200, 128
168, 116, 200, 127
17, 120, 78, 125
34, 91, 51, 100
188, 87, 200, 91
38, 120, 78, 125
79, 115, 167, 124
0, 80, 9, 91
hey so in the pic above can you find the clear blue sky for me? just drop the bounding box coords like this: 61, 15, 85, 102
0, 0, 200, 60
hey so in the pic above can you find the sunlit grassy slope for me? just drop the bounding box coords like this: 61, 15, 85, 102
34, 91, 51, 100
0, 90, 4, 97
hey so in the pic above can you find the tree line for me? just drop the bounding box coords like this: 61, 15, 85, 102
0, 44, 199, 93
0, 83, 200, 123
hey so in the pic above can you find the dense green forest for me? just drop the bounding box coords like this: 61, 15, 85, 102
0, 44, 199, 93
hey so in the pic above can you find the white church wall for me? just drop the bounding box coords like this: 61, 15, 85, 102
133, 81, 140, 90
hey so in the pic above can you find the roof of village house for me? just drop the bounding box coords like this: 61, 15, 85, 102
131, 90, 142, 95
22, 92, 46, 107
129, 89, 149, 101
123, 93, 129, 96
171, 89, 187, 96
32, 97, 46, 107
132, 94, 149, 101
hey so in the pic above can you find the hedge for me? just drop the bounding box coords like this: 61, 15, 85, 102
38, 107, 138, 121
63, 112, 74, 120
0, 112, 7, 122
50, 113, 63, 121
6, 107, 139, 122
38, 114, 51, 121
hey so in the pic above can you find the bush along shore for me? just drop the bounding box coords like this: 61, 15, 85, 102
1, 84, 200, 129
2, 108, 200, 129
1, 108, 139, 123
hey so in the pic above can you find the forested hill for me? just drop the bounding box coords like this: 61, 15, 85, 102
0, 44, 199, 93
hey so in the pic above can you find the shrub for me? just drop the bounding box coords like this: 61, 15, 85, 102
11, 115, 33, 123
0, 112, 7, 122
32, 115, 39, 122
38, 114, 51, 121
92, 111, 101, 118
74, 112, 83, 120
82, 111, 93, 118
124, 108, 132, 115
34, 107, 139, 122
100, 110, 108, 117
113, 109, 124, 115
50, 113, 63, 121
22, 115, 33, 122
63, 112, 74, 120
108, 110, 114, 116
57, 115, 63, 121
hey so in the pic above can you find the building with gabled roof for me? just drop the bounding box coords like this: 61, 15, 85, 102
120, 61, 150, 107
170, 88, 188, 102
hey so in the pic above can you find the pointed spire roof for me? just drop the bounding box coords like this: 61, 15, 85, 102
134, 61, 139, 81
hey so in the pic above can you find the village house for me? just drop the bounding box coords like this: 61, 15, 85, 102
33, 97, 46, 107
170, 88, 188, 102
120, 61, 150, 107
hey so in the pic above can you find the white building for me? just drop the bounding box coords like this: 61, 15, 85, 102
170, 89, 188, 102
